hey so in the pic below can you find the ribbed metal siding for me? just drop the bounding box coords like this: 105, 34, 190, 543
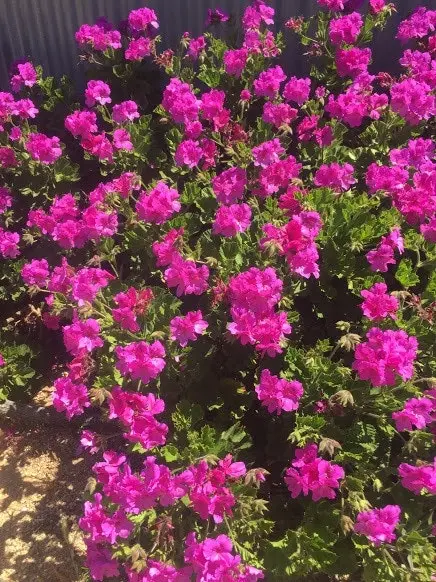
0, 0, 428, 89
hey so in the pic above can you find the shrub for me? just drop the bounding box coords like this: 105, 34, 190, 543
1, 1, 435, 580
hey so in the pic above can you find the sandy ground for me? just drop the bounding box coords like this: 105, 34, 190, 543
0, 389, 89, 582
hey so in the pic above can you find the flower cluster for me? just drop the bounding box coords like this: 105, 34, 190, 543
284, 444, 345, 501
255, 369, 304, 415
227, 267, 291, 357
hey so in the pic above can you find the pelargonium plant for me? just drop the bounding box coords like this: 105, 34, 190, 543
1, 1, 435, 580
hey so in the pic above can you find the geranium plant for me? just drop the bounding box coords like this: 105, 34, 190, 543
1, 1, 435, 580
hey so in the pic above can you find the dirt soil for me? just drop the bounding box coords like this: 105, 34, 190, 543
0, 388, 89, 582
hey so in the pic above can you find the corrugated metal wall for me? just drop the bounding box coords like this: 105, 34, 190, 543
0, 0, 429, 89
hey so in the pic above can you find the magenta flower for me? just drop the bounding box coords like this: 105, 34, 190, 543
283, 77, 311, 105
26, 133, 62, 164
329, 12, 363, 45
354, 505, 401, 546
284, 443, 345, 501
353, 328, 418, 387
175, 139, 203, 168
314, 162, 356, 192
164, 254, 209, 296
112, 100, 139, 123
212, 203, 252, 237
255, 369, 304, 415
398, 459, 436, 495
125, 37, 152, 61
224, 48, 248, 77
21, 258, 50, 287
212, 167, 247, 205
170, 310, 208, 347
392, 396, 435, 432
52, 376, 90, 420
85, 80, 111, 108
128, 7, 159, 33
254, 66, 286, 98
360, 283, 399, 321
63, 318, 104, 356
115, 340, 166, 384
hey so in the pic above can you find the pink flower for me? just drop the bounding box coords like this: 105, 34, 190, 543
354, 505, 401, 546
398, 459, 436, 495
224, 48, 248, 77
170, 310, 208, 347
421, 217, 436, 243
81, 133, 114, 162
79, 493, 133, 544
254, 66, 286, 98
212, 167, 247, 205
326, 90, 368, 127
0, 229, 20, 258
162, 78, 200, 125
175, 139, 203, 168
76, 23, 121, 52
255, 369, 304, 415
164, 254, 209, 296
314, 162, 356, 192
85, 542, 120, 581
113, 128, 133, 151
72, 267, 114, 305
212, 203, 252, 237
390, 78, 435, 125
329, 12, 363, 45
336, 47, 371, 78
318, 0, 346, 9
188, 36, 206, 59
65, 110, 98, 138
21, 258, 50, 287
0, 188, 12, 214
360, 283, 399, 320
128, 7, 159, 32
206, 9, 230, 26
136, 181, 180, 224
366, 228, 404, 272
284, 443, 345, 501
252, 138, 284, 168
115, 340, 166, 384
63, 319, 104, 356
52, 376, 90, 420
353, 328, 418, 387
152, 228, 184, 267
85, 80, 111, 107
228, 267, 283, 316
26, 133, 62, 164
125, 37, 152, 61
10, 62, 37, 92
396, 7, 436, 42
283, 77, 311, 105
392, 397, 435, 432
112, 100, 139, 123
369, 0, 386, 13
262, 102, 297, 128
80, 430, 100, 454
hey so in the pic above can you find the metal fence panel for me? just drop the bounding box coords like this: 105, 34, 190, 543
0, 0, 429, 88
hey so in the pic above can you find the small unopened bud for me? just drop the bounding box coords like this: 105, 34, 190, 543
330, 390, 354, 408
338, 333, 361, 351
340, 515, 355, 535
319, 437, 342, 457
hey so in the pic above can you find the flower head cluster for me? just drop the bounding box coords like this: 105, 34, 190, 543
329, 12, 363, 45
162, 78, 200, 125
170, 310, 208, 347
284, 443, 345, 501
366, 228, 404, 272
255, 369, 304, 415
398, 459, 436, 495
360, 283, 399, 321
185, 533, 264, 581
354, 505, 401, 545
76, 22, 121, 52
10, 62, 37, 92
108, 388, 168, 449
63, 318, 104, 356
25, 132, 62, 164
392, 395, 435, 432
353, 328, 418, 387
213, 203, 252, 238
314, 163, 356, 192
136, 182, 181, 224
261, 211, 322, 279
115, 341, 166, 385
52, 376, 90, 420
227, 267, 291, 357
212, 167, 247, 205
112, 287, 153, 333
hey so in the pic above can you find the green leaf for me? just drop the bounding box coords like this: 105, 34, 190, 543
395, 259, 420, 289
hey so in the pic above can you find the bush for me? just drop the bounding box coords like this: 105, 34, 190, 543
1, 1, 435, 580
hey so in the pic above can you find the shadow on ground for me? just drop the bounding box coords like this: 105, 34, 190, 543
0, 405, 90, 582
